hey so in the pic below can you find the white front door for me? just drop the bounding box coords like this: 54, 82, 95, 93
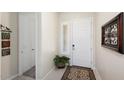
71, 18, 92, 68
19, 13, 36, 74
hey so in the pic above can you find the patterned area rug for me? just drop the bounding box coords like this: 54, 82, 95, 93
61, 66, 96, 80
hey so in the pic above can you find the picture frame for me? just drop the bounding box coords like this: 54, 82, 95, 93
0, 24, 12, 56
2, 48, 10, 56
102, 12, 124, 54
2, 41, 10, 48
1, 32, 10, 39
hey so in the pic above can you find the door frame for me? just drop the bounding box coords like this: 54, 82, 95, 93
18, 13, 40, 79
60, 16, 95, 68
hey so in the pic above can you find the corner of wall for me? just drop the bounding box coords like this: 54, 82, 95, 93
92, 66, 102, 80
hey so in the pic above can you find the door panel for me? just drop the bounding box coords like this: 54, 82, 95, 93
72, 18, 91, 67
19, 13, 36, 74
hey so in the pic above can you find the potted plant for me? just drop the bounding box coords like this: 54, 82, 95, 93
53, 55, 70, 68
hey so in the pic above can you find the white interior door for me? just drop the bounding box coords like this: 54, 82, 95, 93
72, 18, 92, 68
19, 13, 36, 74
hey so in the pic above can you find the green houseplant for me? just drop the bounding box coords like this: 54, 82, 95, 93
53, 55, 70, 68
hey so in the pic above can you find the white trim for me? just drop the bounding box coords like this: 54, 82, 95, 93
35, 13, 42, 80
90, 17, 94, 68
18, 13, 22, 76
35, 13, 40, 80
42, 67, 55, 80
92, 67, 102, 80
7, 73, 19, 80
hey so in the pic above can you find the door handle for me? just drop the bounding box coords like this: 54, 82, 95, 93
32, 49, 35, 51
72, 44, 75, 50
72, 44, 75, 47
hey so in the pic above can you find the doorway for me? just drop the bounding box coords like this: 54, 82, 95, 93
18, 13, 37, 79
71, 18, 92, 67
61, 17, 92, 68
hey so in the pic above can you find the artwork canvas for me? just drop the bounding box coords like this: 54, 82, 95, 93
1, 32, 10, 39
102, 12, 124, 54
2, 48, 10, 56
2, 41, 10, 48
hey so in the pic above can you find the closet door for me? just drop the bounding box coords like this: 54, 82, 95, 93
19, 13, 36, 74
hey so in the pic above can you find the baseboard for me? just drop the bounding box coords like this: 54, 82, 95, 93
42, 67, 55, 80
7, 73, 19, 80
92, 67, 102, 80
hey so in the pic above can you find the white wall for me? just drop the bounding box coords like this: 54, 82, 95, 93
58, 12, 96, 67
37, 13, 59, 79
0, 12, 18, 79
95, 12, 124, 80
59, 12, 95, 22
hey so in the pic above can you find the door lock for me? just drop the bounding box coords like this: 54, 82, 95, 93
72, 44, 75, 50
72, 44, 75, 47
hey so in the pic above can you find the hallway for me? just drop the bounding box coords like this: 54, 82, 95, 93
0, 1, 123, 93
0, 12, 124, 80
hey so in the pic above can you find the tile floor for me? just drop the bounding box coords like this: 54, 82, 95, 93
13, 66, 97, 80
13, 66, 35, 80
23, 66, 35, 79
13, 75, 34, 80
13, 67, 66, 80
44, 67, 66, 80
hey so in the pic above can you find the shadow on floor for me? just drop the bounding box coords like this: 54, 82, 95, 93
13, 66, 35, 80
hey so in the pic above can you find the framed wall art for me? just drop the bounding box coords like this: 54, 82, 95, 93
0, 24, 12, 56
2, 32, 10, 39
102, 12, 124, 54
2, 48, 10, 56
2, 41, 10, 48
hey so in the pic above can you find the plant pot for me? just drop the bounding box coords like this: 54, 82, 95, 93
56, 63, 65, 68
